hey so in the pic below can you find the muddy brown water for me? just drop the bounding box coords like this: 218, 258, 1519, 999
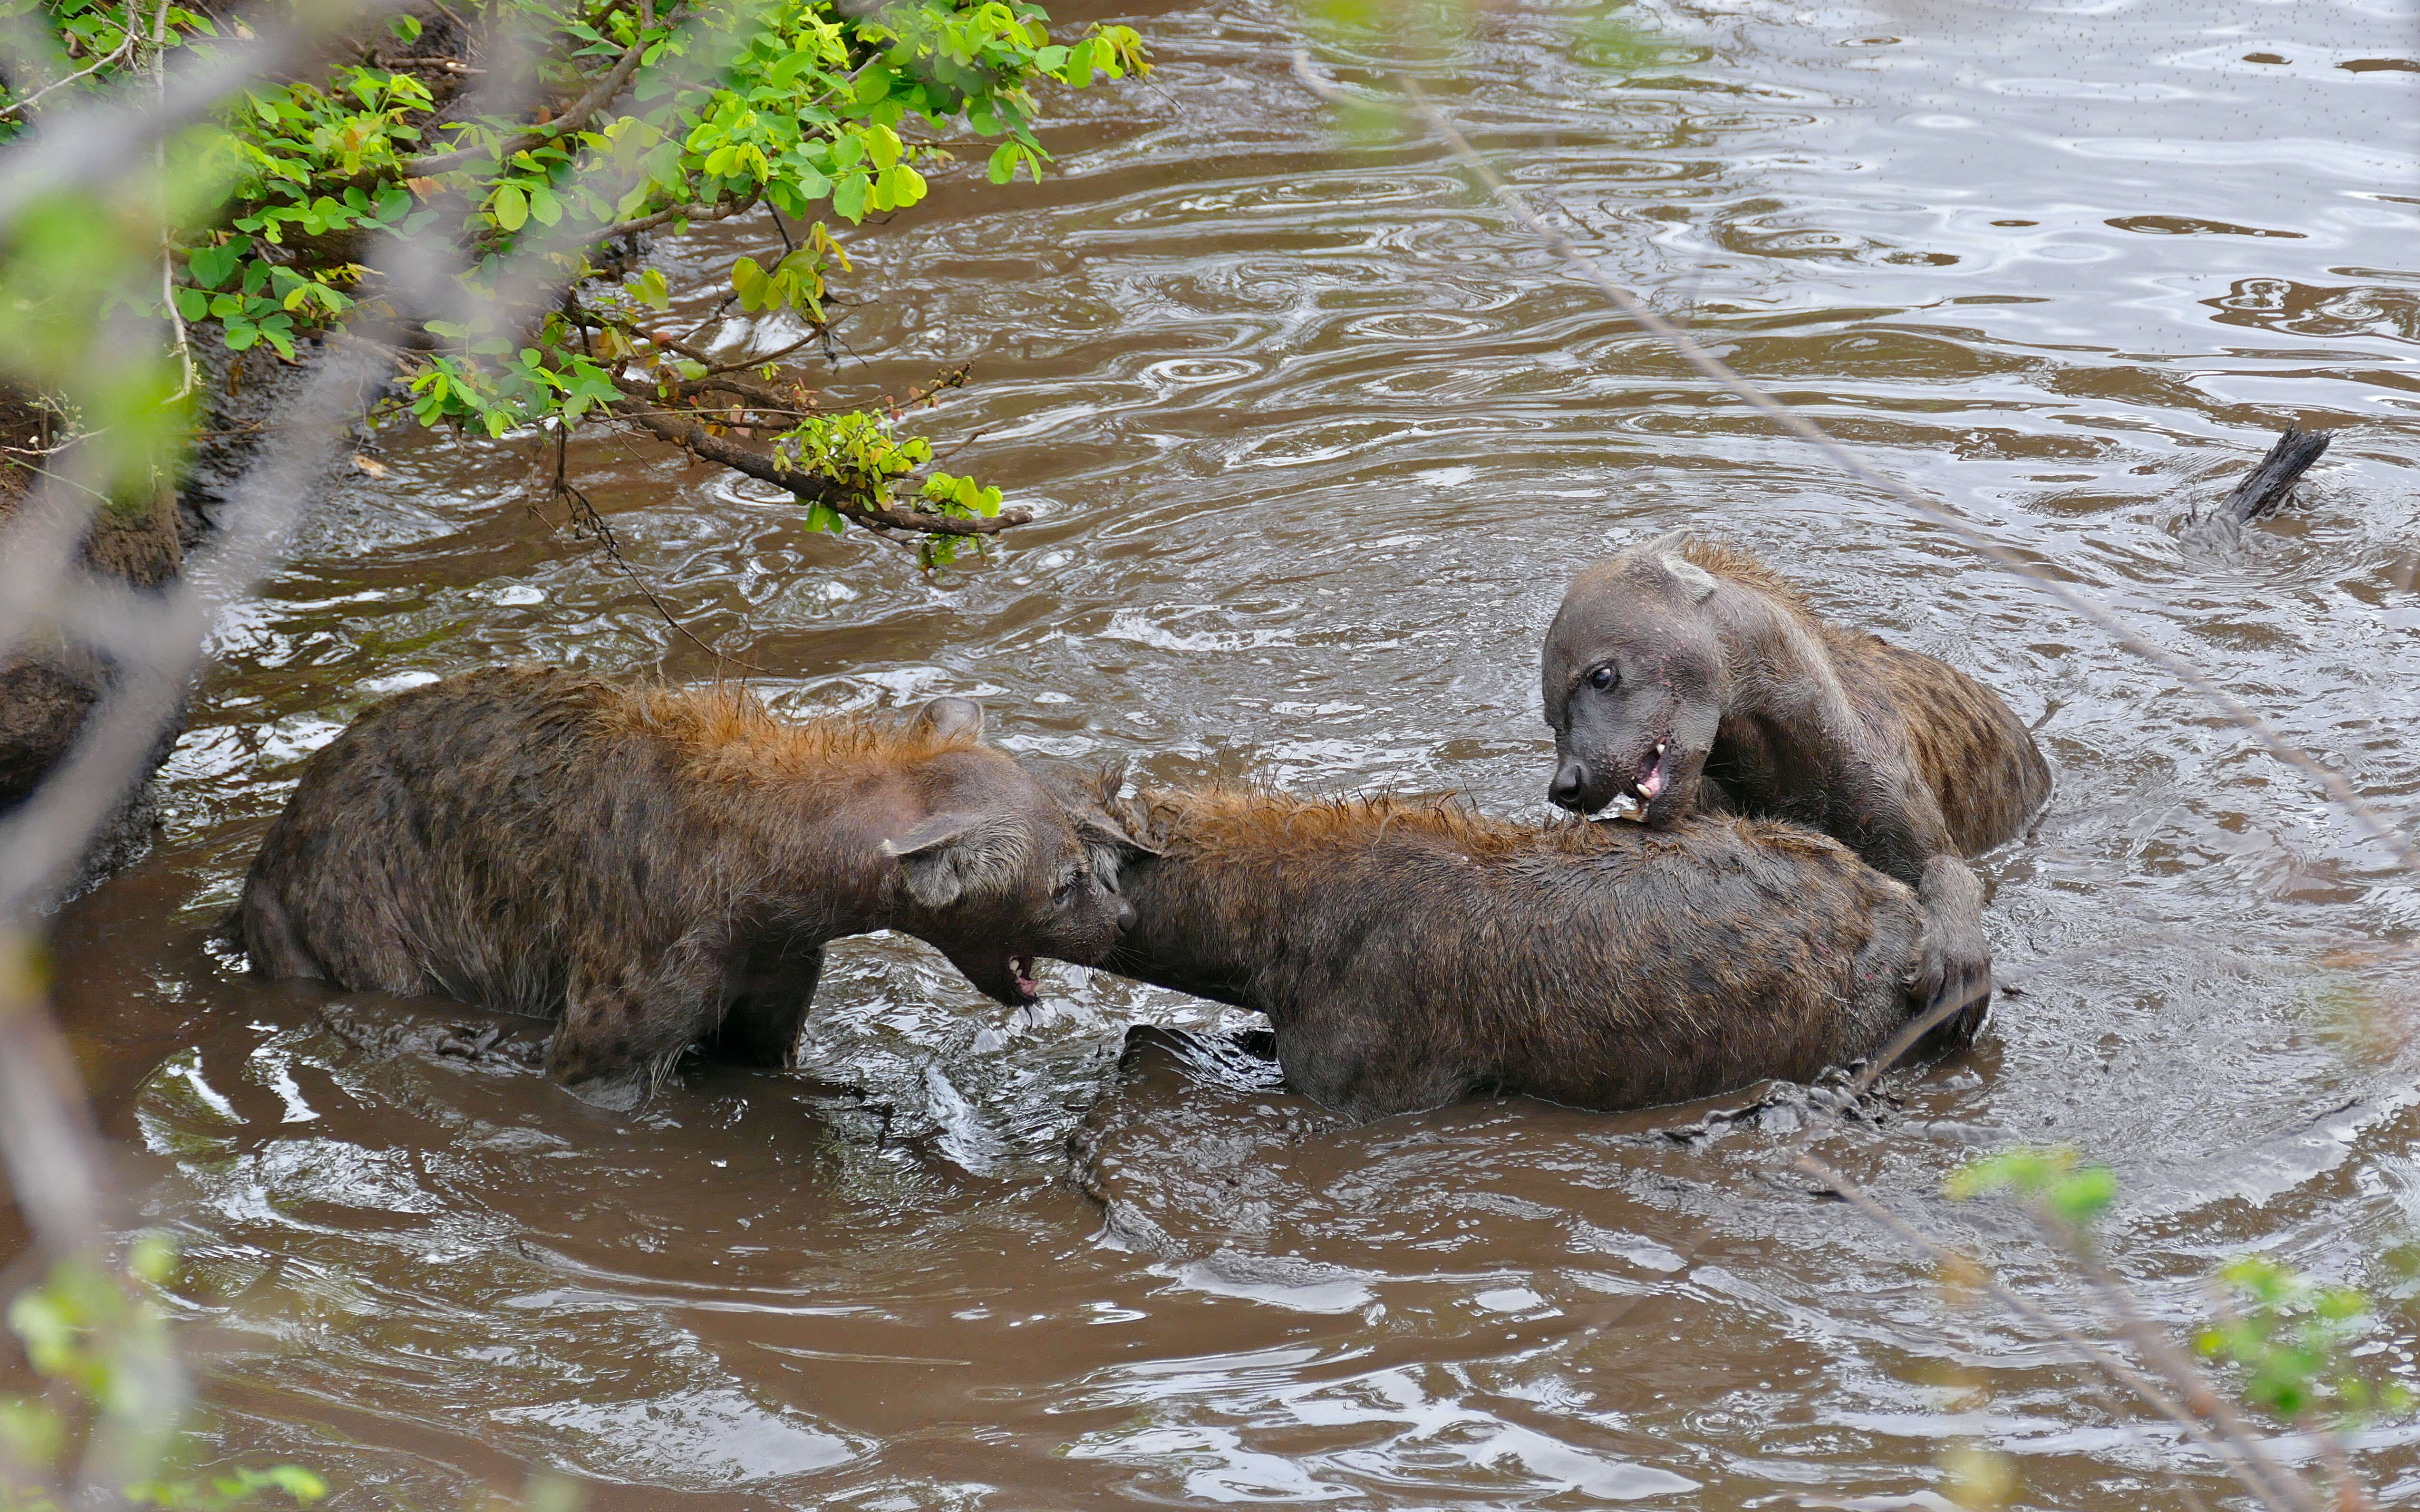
19, 0, 2420, 1504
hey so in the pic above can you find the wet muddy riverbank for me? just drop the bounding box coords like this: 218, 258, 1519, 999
23, 0, 2420, 1503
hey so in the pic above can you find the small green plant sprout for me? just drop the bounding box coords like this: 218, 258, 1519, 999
1, 1237, 326, 1512
1943, 1146, 2119, 1235
2196, 1256, 2417, 1432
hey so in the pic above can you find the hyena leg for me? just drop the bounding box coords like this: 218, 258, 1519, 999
707, 939, 825, 1070
1273, 1010, 1472, 1124
546, 934, 729, 1111
237, 888, 324, 980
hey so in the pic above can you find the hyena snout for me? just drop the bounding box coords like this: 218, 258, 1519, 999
887, 759, 1148, 1005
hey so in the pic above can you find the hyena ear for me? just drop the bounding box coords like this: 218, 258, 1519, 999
913, 697, 986, 742
1083, 759, 1159, 859
1661, 554, 1719, 603
1623, 530, 1717, 604
1075, 811, 1160, 862
883, 810, 1030, 908
1089, 756, 1130, 808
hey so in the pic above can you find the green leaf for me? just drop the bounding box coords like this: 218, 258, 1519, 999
1945, 1146, 2116, 1229
187, 241, 243, 289
832, 172, 869, 222
2046, 1165, 2115, 1227
263, 1465, 328, 1502
173, 287, 208, 322
527, 184, 563, 226
986, 142, 1020, 184
491, 183, 528, 231
1945, 1147, 2075, 1203
1060, 38, 1096, 86
731, 255, 768, 310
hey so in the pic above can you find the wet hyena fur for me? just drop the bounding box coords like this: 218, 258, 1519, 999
1035, 764, 1927, 1123
1541, 533, 2050, 1040
237, 665, 1146, 1110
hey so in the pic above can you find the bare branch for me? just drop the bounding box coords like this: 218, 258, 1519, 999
607, 393, 1032, 538
406, 27, 649, 176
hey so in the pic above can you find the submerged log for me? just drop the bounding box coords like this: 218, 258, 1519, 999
2209, 425, 2333, 525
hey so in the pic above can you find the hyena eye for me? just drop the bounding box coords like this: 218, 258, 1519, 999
1588, 664, 1618, 692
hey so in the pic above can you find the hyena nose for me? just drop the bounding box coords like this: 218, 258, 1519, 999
1114, 896, 1137, 932
1549, 759, 1590, 810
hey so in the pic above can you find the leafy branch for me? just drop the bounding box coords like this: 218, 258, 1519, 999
0, 0, 1149, 558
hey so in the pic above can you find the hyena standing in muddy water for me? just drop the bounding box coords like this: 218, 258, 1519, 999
1028, 763, 1927, 1123
237, 666, 1147, 1110
1542, 533, 2051, 1042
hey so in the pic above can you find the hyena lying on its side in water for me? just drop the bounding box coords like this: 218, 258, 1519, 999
237, 666, 1145, 1110
1033, 764, 1927, 1124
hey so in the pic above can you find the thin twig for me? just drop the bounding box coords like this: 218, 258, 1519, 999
0, 9, 141, 122
930, 426, 989, 468
151, 0, 195, 403
596, 188, 762, 243
1794, 1153, 2310, 1512
544, 422, 770, 673
2060, 1235, 2325, 1512
702, 329, 824, 375
406, 25, 648, 175
2078, 1376, 2219, 1512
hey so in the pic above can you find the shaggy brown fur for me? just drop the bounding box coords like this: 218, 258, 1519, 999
1540, 533, 2051, 1034
1036, 768, 1927, 1123
238, 666, 1142, 1109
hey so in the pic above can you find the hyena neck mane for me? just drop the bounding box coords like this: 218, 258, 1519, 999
1672, 537, 1808, 614
1111, 783, 1687, 1005
1133, 784, 1596, 865
603, 684, 991, 926
605, 683, 979, 786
